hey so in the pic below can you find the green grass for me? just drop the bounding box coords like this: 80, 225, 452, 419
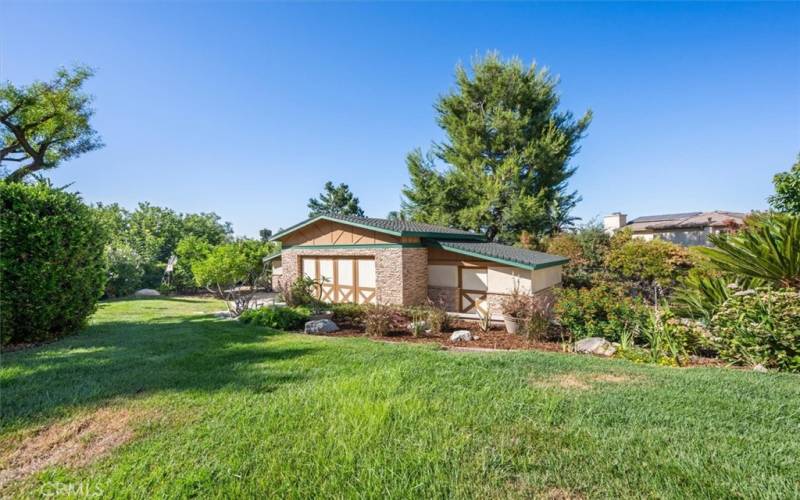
2, 298, 799, 498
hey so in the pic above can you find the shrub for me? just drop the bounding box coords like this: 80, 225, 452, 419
638, 308, 709, 366
363, 303, 396, 336
405, 306, 428, 337
709, 289, 800, 372
0, 182, 108, 345
104, 242, 145, 298
330, 303, 366, 327
604, 236, 693, 297
554, 284, 648, 342
283, 275, 325, 310
239, 306, 310, 331
426, 300, 449, 334
501, 288, 551, 340
521, 307, 550, 341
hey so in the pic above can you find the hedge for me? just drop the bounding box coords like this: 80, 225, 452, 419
0, 182, 108, 345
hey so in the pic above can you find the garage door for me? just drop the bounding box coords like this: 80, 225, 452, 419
300, 257, 376, 304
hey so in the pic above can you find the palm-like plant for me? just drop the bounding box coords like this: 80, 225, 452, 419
700, 214, 800, 289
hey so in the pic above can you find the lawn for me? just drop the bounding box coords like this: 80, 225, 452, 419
1, 298, 798, 498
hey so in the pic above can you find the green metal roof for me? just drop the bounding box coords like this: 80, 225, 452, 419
426, 239, 569, 270
270, 214, 485, 242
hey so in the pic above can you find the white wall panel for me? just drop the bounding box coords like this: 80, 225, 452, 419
461, 268, 488, 291
487, 267, 532, 294
357, 259, 376, 288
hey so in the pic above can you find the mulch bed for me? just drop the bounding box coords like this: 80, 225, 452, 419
327, 319, 567, 352
324, 320, 729, 367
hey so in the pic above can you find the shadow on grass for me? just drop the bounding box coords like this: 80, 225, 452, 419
1, 314, 315, 431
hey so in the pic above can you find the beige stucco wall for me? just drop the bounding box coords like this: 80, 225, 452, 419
632, 228, 711, 246
487, 266, 532, 294
532, 265, 562, 293
425, 264, 562, 314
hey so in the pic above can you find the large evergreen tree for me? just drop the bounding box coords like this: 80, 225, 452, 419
402, 53, 591, 242
308, 181, 365, 217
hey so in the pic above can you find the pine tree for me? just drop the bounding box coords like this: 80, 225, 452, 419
402, 53, 591, 242
308, 181, 365, 218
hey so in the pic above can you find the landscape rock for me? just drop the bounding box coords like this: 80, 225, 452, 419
133, 288, 160, 297
449, 330, 473, 342
753, 364, 768, 373
574, 337, 616, 357
305, 319, 339, 334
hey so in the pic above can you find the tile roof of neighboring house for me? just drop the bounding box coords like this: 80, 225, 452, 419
427, 240, 569, 270
627, 211, 746, 232
270, 214, 485, 241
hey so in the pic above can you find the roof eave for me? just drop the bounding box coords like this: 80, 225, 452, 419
269, 215, 404, 242
262, 251, 282, 263
425, 240, 569, 270
269, 214, 484, 242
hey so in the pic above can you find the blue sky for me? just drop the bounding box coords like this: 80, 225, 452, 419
3, 2, 799, 237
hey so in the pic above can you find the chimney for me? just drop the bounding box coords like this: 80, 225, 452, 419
603, 212, 627, 234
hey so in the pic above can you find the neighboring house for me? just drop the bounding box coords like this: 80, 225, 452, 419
265, 214, 567, 316
603, 211, 746, 246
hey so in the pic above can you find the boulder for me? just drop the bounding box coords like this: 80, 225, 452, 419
134, 288, 160, 297
449, 330, 473, 342
753, 364, 768, 373
574, 337, 616, 357
304, 319, 339, 334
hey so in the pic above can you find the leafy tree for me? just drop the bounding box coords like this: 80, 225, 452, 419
182, 212, 233, 245
171, 235, 214, 291
93, 202, 130, 240
105, 242, 145, 298
308, 181, 365, 217
259, 228, 273, 242
192, 239, 274, 316
93, 202, 234, 290
768, 154, 800, 214
127, 202, 184, 263
402, 52, 591, 242
1, 66, 102, 182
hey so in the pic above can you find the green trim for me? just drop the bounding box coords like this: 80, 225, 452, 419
530, 259, 570, 270
426, 241, 568, 270
283, 243, 425, 250
270, 215, 402, 241
261, 251, 282, 263
269, 214, 485, 242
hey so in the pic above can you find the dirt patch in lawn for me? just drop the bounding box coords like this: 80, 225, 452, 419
0, 406, 148, 488
532, 372, 636, 391
543, 487, 586, 499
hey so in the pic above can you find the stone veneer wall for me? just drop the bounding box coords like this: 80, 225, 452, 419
276, 247, 428, 307
401, 247, 428, 305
